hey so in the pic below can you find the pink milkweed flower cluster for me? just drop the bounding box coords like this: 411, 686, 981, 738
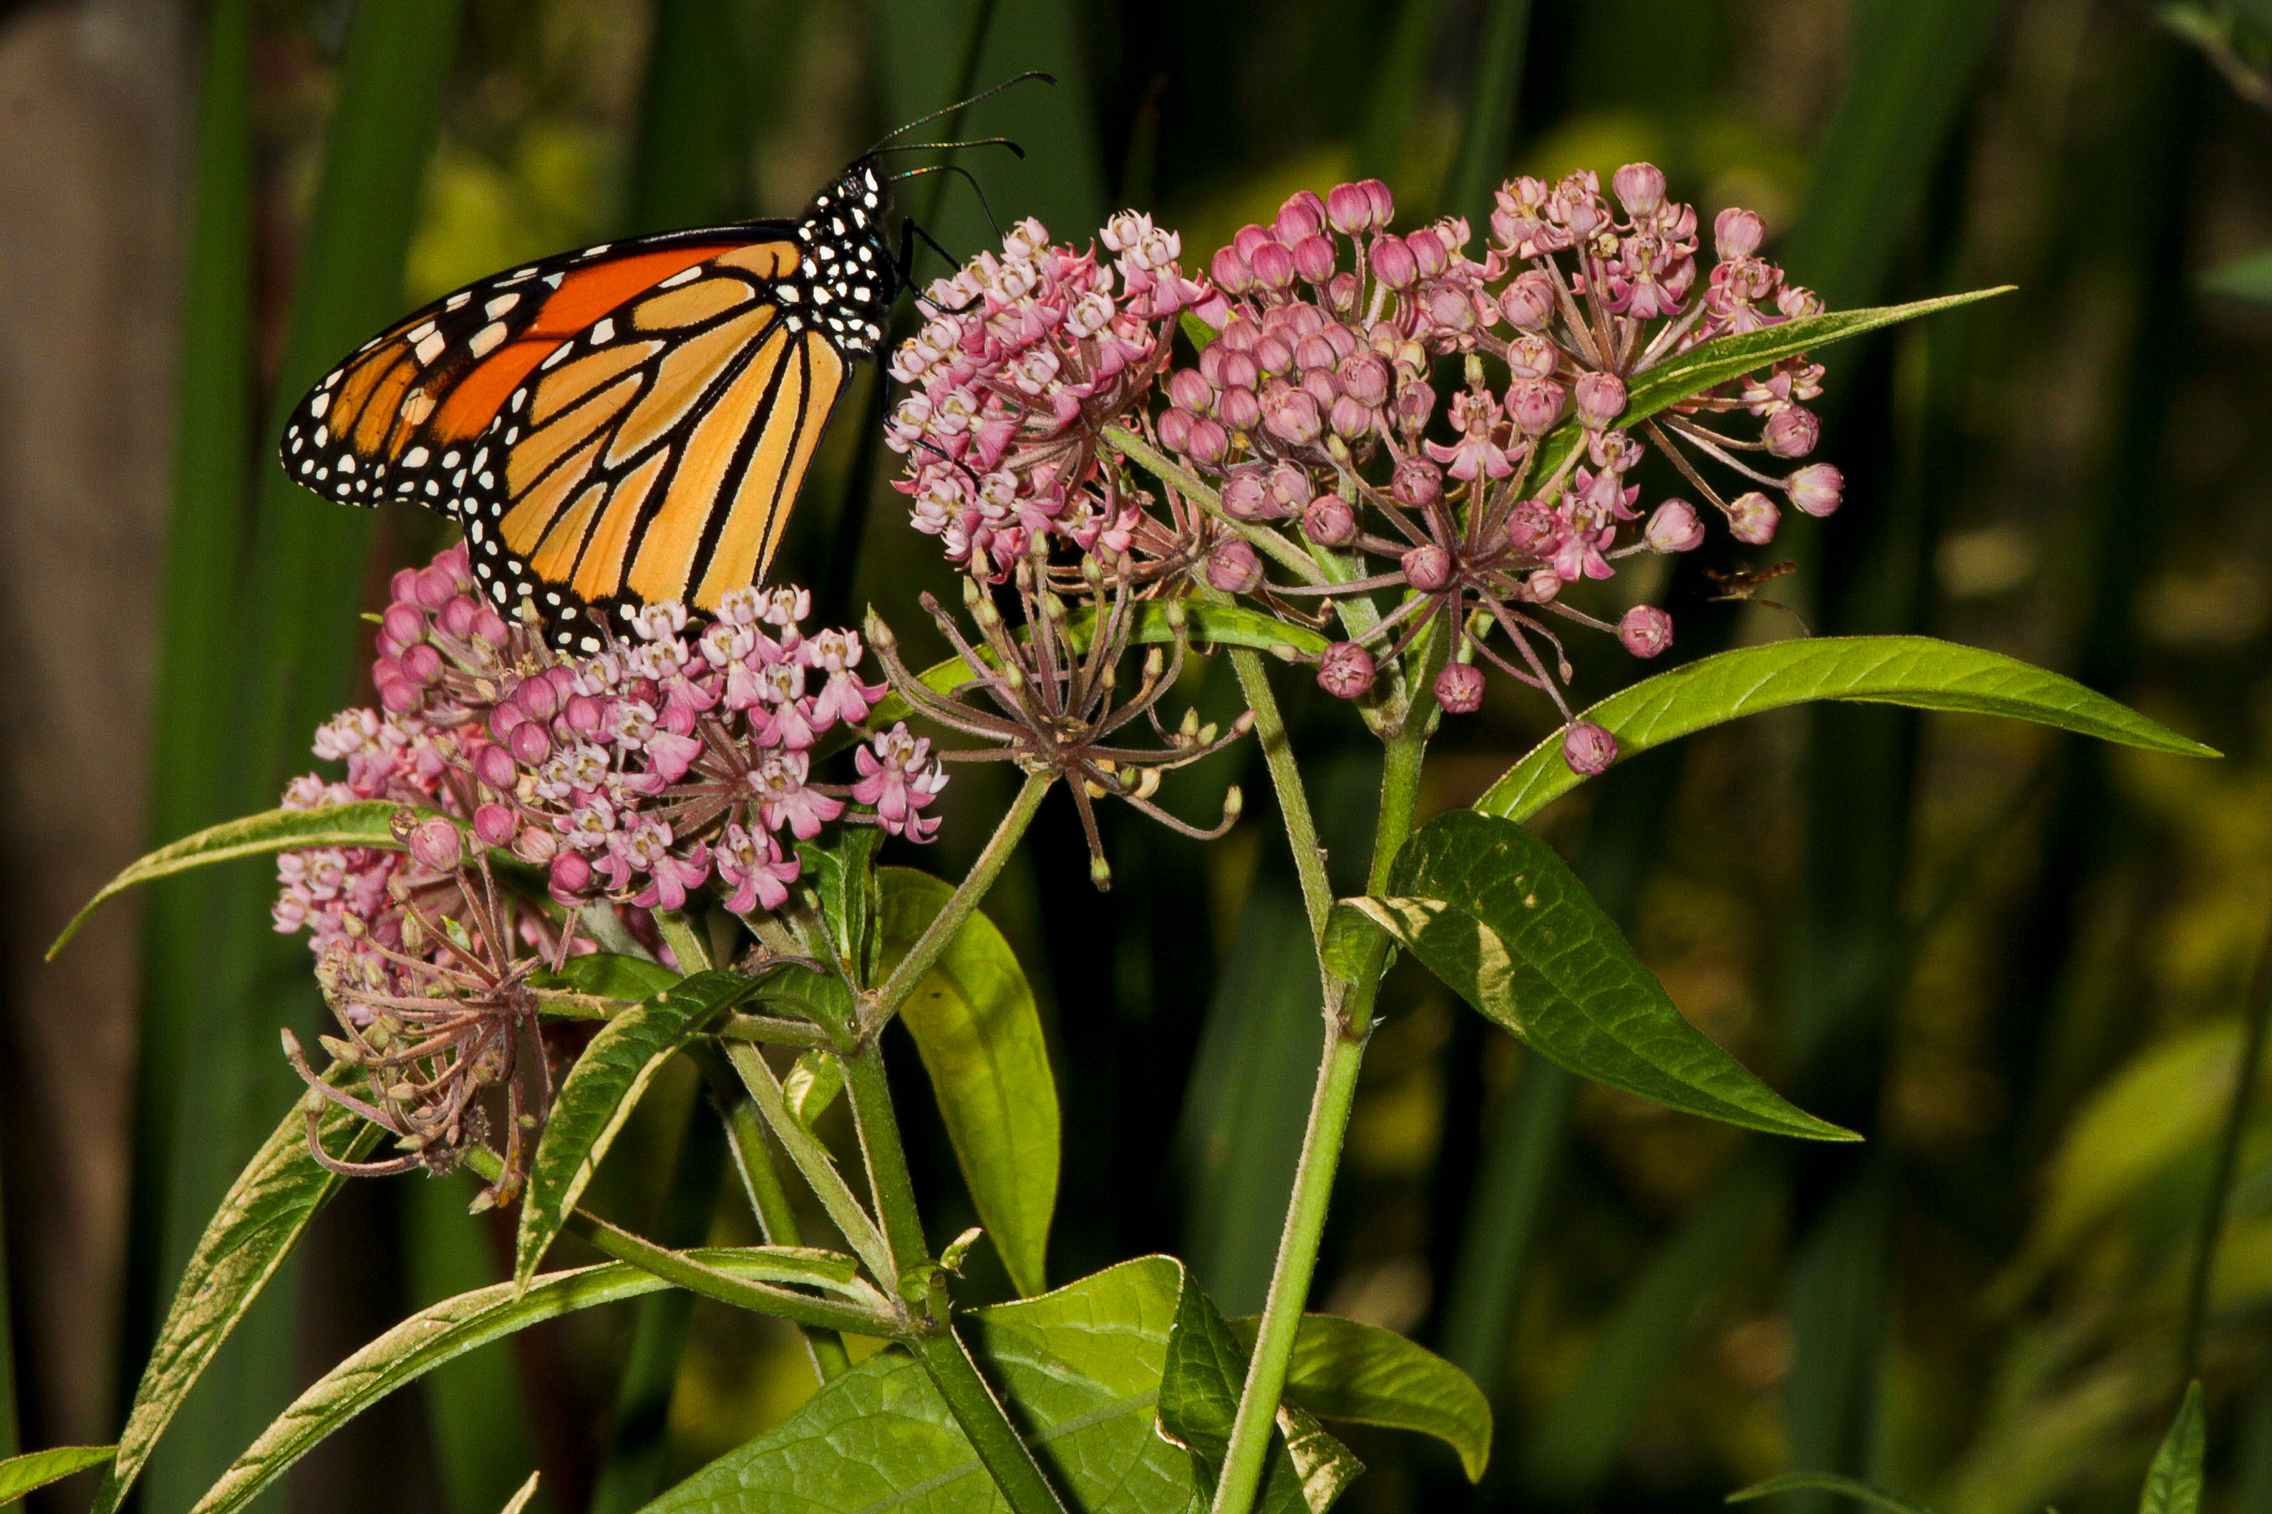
887, 167, 1848, 772
885, 213, 1216, 580
274, 544, 948, 961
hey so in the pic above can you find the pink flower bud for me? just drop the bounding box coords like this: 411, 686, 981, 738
413, 565, 458, 610
1302, 495, 1357, 547
1574, 372, 1627, 428
389, 566, 420, 603
1612, 162, 1666, 216
1726, 491, 1779, 545
508, 720, 552, 766
1337, 352, 1390, 407
1402, 544, 1454, 593
1157, 407, 1194, 451
1250, 242, 1296, 291
1435, 662, 1485, 714
1263, 389, 1324, 446
1562, 720, 1618, 775
1368, 235, 1418, 290
1269, 463, 1314, 516
1393, 379, 1435, 433
1217, 385, 1262, 432
398, 642, 443, 686
1764, 405, 1819, 458
1185, 417, 1230, 465
1277, 191, 1325, 243
439, 596, 480, 638
1294, 333, 1339, 373
1407, 229, 1450, 278
1292, 234, 1337, 284
471, 607, 510, 646
1325, 271, 1361, 314
1714, 207, 1764, 259
468, 746, 513, 797
1499, 270, 1556, 328
1166, 368, 1213, 412
1216, 348, 1260, 390
1221, 468, 1270, 521
1317, 641, 1376, 699
1253, 335, 1295, 377
1645, 499, 1706, 552
1508, 379, 1566, 435
1787, 462, 1844, 517
1206, 539, 1265, 594
564, 693, 605, 733
1329, 394, 1377, 438
1234, 224, 1274, 261
1619, 604, 1674, 658
548, 849, 594, 904
1211, 245, 1254, 294
473, 803, 517, 848
1387, 459, 1439, 510
406, 815, 463, 872
1363, 179, 1395, 226
1327, 180, 1387, 233
381, 604, 427, 647
513, 674, 560, 720
515, 825, 559, 865
1523, 569, 1563, 602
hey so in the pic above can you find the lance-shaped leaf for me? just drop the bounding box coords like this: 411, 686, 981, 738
1530, 289, 2011, 482
536, 951, 682, 1002
92, 1088, 381, 1514
877, 867, 1059, 1298
50, 801, 404, 956
641, 1256, 1310, 1514
1157, 1275, 1363, 1514
1476, 636, 2217, 824
0, 1446, 116, 1503
1727, 1473, 1939, 1514
799, 827, 885, 983
499, 1471, 542, 1514
1331, 811, 1853, 1141
1227, 1315, 1492, 1481
515, 970, 763, 1288
2140, 1382, 2206, 1514
185, 1248, 862, 1514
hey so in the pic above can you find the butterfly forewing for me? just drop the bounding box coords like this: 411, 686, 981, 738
280, 156, 896, 652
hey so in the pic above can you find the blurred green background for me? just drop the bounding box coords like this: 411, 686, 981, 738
3, 0, 2272, 1510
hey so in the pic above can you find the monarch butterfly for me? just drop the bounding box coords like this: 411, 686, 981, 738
280, 82, 1038, 654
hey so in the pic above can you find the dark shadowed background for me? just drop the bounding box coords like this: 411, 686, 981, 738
4, 0, 2272, 1510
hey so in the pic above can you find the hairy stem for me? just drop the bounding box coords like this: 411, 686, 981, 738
868, 770, 1051, 1035
842, 1041, 1070, 1514
723, 1042, 895, 1284
1208, 716, 1431, 1514
695, 1044, 853, 1382
1225, 646, 1332, 944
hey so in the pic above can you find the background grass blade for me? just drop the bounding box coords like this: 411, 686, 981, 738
1439, 0, 1533, 228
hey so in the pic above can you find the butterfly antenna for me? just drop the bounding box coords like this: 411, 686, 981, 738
890, 163, 1004, 240
864, 71, 1055, 156
872, 136, 1026, 160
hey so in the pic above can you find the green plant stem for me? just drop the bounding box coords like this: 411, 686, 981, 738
841, 1043, 1070, 1514
696, 1045, 853, 1382
722, 1043, 894, 1283
1226, 646, 1332, 943
1103, 425, 1326, 582
2180, 898, 2272, 1386
1209, 720, 1431, 1514
868, 771, 1052, 1032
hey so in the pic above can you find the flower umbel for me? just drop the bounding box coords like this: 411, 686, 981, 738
866, 547, 1250, 887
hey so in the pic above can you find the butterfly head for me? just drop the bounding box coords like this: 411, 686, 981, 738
795, 158, 897, 358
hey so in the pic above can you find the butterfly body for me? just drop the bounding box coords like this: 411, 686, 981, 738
282, 158, 898, 652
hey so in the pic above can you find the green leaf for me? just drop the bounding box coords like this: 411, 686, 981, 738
1728, 1472, 1939, 1514
515, 970, 762, 1289
1349, 811, 1854, 1141
92, 1087, 382, 1514
1476, 636, 2217, 824
877, 867, 1059, 1298
784, 1050, 846, 1128
1157, 1281, 1363, 1514
1531, 291, 2011, 483
2139, 1383, 2206, 1514
798, 827, 885, 983
641, 1256, 1355, 1514
0, 1445, 116, 1502
1227, 1315, 1492, 1481
536, 951, 683, 1002
642, 1256, 1192, 1512
2202, 244, 2272, 305
51, 801, 404, 957
184, 1250, 847, 1514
